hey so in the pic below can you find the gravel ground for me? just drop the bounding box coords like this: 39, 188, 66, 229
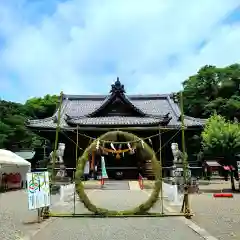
191, 193, 240, 240
0, 189, 65, 240
165, 190, 240, 240
198, 179, 237, 193
32, 189, 204, 240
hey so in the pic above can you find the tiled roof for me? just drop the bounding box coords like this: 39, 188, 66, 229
67, 116, 167, 126
27, 77, 205, 129
27, 93, 205, 129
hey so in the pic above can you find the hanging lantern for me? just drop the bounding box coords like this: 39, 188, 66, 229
148, 138, 152, 145
141, 140, 144, 148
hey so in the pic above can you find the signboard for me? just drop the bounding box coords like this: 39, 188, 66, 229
27, 172, 50, 210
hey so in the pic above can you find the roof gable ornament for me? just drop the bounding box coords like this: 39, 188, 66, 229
110, 77, 125, 94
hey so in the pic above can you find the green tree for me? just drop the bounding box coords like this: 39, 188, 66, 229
201, 114, 240, 190
25, 94, 58, 119
182, 64, 240, 120
182, 65, 221, 117
0, 94, 58, 150
202, 114, 240, 157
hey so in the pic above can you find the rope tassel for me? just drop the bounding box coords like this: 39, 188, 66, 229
96, 140, 100, 150
119, 144, 124, 157
127, 143, 135, 154
110, 143, 116, 151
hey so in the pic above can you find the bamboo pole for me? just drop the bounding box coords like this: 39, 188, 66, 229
51, 91, 64, 183
73, 125, 79, 214
180, 91, 187, 182
179, 91, 191, 218
75, 125, 79, 166
158, 127, 164, 214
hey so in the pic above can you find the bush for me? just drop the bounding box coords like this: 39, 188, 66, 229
202, 114, 240, 158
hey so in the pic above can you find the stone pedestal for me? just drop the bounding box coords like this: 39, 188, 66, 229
56, 164, 67, 178
48, 163, 70, 184
171, 163, 191, 185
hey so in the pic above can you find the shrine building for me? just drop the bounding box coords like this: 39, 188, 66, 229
27, 78, 205, 179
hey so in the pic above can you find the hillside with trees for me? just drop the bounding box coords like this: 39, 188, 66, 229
0, 95, 58, 150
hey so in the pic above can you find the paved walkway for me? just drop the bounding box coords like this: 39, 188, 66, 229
0, 189, 63, 240
129, 181, 141, 190
191, 193, 240, 240
31, 189, 206, 240
0, 183, 222, 240
198, 179, 237, 193
102, 180, 130, 190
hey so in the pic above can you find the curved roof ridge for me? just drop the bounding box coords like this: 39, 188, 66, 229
86, 92, 147, 117
184, 115, 207, 124
66, 115, 171, 126
63, 93, 172, 100
66, 112, 171, 120
166, 95, 181, 117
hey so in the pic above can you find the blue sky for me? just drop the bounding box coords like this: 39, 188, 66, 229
0, 0, 240, 103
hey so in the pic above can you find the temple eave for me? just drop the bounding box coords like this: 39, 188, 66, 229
66, 117, 170, 127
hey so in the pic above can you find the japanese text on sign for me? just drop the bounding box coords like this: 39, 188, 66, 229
27, 172, 50, 210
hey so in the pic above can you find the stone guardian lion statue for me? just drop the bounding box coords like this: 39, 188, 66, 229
49, 143, 67, 179
50, 143, 65, 164
171, 143, 183, 164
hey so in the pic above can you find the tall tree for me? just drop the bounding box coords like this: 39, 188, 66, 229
182, 64, 240, 120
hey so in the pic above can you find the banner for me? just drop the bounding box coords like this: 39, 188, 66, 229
27, 172, 50, 210
101, 156, 108, 179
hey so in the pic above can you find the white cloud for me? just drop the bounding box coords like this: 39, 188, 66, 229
0, 0, 239, 102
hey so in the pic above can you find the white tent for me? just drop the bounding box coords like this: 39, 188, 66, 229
0, 149, 31, 166
0, 149, 31, 188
